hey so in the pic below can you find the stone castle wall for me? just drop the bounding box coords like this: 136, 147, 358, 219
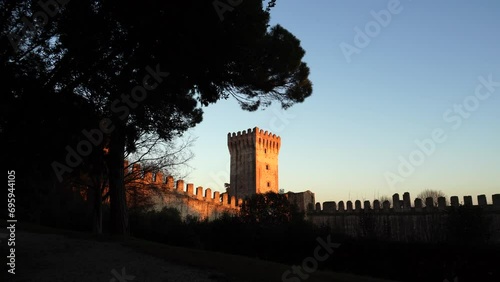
286, 190, 316, 212
125, 161, 241, 220
254, 128, 280, 194
309, 192, 500, 243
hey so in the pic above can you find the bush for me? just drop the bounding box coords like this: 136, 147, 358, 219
126, 204, 325, 265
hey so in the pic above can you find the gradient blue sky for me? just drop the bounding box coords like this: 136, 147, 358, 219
183, 0, 500, 205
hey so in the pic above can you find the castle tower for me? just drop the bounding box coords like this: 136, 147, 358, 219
227, 127, 281, 199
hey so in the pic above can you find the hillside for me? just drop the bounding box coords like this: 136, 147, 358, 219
0, 224, 397, 282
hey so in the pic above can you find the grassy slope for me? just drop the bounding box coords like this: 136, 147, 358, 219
9, 222, 398, 282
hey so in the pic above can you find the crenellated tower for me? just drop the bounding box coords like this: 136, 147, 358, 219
227, 127, 281, 199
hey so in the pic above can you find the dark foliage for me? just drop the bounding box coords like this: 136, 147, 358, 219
239, 192, 297, 224
1, 0, 312, 234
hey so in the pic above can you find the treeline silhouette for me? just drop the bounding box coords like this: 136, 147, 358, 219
16, 189, 500, 282
1, 0, 312, 235
128, 202, 500, 282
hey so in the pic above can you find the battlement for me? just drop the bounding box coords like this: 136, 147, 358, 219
124, 161, 241, 210
227, 126, 281, 153
227, 127, 256, 153
313, 192, 500, 213
256, 127, 281, 152
310, 192, 500, 243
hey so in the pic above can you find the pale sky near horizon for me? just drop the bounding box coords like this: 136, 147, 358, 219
182, 0, 500, 205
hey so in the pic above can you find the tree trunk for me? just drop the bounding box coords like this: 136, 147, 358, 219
90, 181, 103, 234
108, 127, 129, 235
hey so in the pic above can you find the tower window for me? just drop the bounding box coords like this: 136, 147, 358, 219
267, 182, 270, 187
266, 164, 269, 170
264, 149, 267, 154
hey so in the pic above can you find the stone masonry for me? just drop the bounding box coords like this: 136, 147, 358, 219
310, 192, 500, 243
227, 127, 281, 199
123, 126, 317, 220
124, 161, 241, 220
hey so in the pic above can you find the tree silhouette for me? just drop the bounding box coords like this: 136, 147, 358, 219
378, 195, 392, 207
417, 189, 446, 207
2, 1, 312, 234
240, 192, 294, 224
127, 133, 196, 180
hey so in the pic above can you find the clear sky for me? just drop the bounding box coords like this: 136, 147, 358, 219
183, 0, 500, 205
